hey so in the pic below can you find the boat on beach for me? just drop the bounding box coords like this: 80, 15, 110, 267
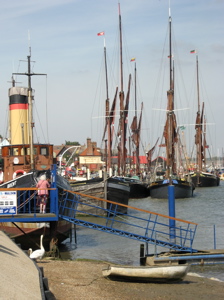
148, 9, 194, 199
102, 264, 190, 282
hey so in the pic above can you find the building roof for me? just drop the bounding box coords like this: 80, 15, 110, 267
132, 156, 148, 164
79, 148, 101, 157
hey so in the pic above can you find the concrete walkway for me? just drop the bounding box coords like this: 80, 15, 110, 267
0, 231, 43, 300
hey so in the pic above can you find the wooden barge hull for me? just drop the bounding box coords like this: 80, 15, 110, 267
149, 180, 194, 199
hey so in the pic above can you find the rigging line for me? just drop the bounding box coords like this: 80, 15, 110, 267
91, 53, 104, 118
91, 54, 105, 142
45, 75, 49, 144
33, 103, 46, 143
151, 44, 168, 149
32, 75, 48, 144
3, 107, 9, 140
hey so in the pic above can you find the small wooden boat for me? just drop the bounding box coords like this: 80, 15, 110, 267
102, 264, 190, 282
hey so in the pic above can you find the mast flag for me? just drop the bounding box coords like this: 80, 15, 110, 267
190, 50, 196, 53
97, 31, 105, 36
130, 58, 135, 62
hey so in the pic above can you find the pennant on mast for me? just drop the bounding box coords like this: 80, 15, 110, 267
97, 31, 105, 36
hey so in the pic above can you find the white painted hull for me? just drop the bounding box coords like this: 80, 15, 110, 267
102, 265, 190, 282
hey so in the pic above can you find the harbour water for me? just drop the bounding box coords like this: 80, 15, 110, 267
60, 181, 224, 281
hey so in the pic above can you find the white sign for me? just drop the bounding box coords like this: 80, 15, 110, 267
0, 191, 17, 215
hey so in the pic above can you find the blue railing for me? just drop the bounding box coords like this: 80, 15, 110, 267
0, 187, 58, 222
59, 191, 198, 253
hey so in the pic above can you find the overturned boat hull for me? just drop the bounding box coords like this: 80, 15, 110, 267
102, 264, 190, 282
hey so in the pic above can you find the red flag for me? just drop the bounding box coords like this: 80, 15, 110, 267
97, 31, 104, 36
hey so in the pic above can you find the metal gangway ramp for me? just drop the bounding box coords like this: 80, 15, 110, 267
59, 190, 198, 253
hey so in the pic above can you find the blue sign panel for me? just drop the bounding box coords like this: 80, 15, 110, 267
0, 191, 17, 215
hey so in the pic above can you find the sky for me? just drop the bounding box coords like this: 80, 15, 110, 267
0, 0, 223, 159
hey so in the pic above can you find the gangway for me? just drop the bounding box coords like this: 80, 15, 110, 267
59, 190, 198, 253
0, 185, 198, 253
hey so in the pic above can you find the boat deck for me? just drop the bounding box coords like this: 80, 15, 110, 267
0, 213, 58, 222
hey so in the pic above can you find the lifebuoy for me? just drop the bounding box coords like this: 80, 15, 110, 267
13, 170, 27, 179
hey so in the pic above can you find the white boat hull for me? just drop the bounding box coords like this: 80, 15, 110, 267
102, 265, 190, 282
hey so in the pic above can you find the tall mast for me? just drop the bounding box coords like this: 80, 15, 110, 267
165, 7, 175, 179
27, 54, 34, 169
134, 62, 139, 174
117, 3, 131, 176
118, 2, 125, 175
196, 54, 201, 171
169, 9, 173, 91
195, 53, 203, 173
130, 59, 142, 175
13, 48, 46, 170
134, 62, 137, 118
119, 3, 124, 93
196, 54, 200, 114
103, 35, 112, 170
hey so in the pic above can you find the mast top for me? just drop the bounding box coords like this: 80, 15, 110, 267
169, 0, 171, 20
28, 30, 31, 57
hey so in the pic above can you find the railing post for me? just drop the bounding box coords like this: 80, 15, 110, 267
213, 224, 216, 250
168, 185, 176, 244
50, 164, 57, 214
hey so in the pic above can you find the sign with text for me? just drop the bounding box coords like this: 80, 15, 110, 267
0, 191, 17, 215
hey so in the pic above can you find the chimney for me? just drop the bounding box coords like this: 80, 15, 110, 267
87, 138, 93, 155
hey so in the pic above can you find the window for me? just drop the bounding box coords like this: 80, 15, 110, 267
40, 147, 48, 156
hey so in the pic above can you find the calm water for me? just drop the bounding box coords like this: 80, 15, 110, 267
60, 181, 224, 281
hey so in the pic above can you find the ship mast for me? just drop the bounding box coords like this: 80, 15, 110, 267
118, 2, 125, 175
117, 3, 131, 176
13, 47, 46, 169
100, 33, 118, 174
103, 36, 112, 171
196, 54, 202, 172
163, 5, 179, 182
134, 62, 140, 174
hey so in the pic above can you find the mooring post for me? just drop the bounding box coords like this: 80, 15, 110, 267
213, 224, 216, 250
168, 185, 176, 244
74, 224, 77, 245
140, 244, 145, 265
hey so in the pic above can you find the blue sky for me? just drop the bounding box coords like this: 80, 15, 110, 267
0, 0, 223, 159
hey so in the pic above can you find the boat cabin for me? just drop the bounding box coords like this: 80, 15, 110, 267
1, 143, 54, 182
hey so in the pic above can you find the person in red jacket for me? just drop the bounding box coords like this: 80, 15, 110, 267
36, 175, 50, 213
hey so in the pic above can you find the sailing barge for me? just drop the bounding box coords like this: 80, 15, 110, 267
189, 53, 219, 187
148, 9, 194, 199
